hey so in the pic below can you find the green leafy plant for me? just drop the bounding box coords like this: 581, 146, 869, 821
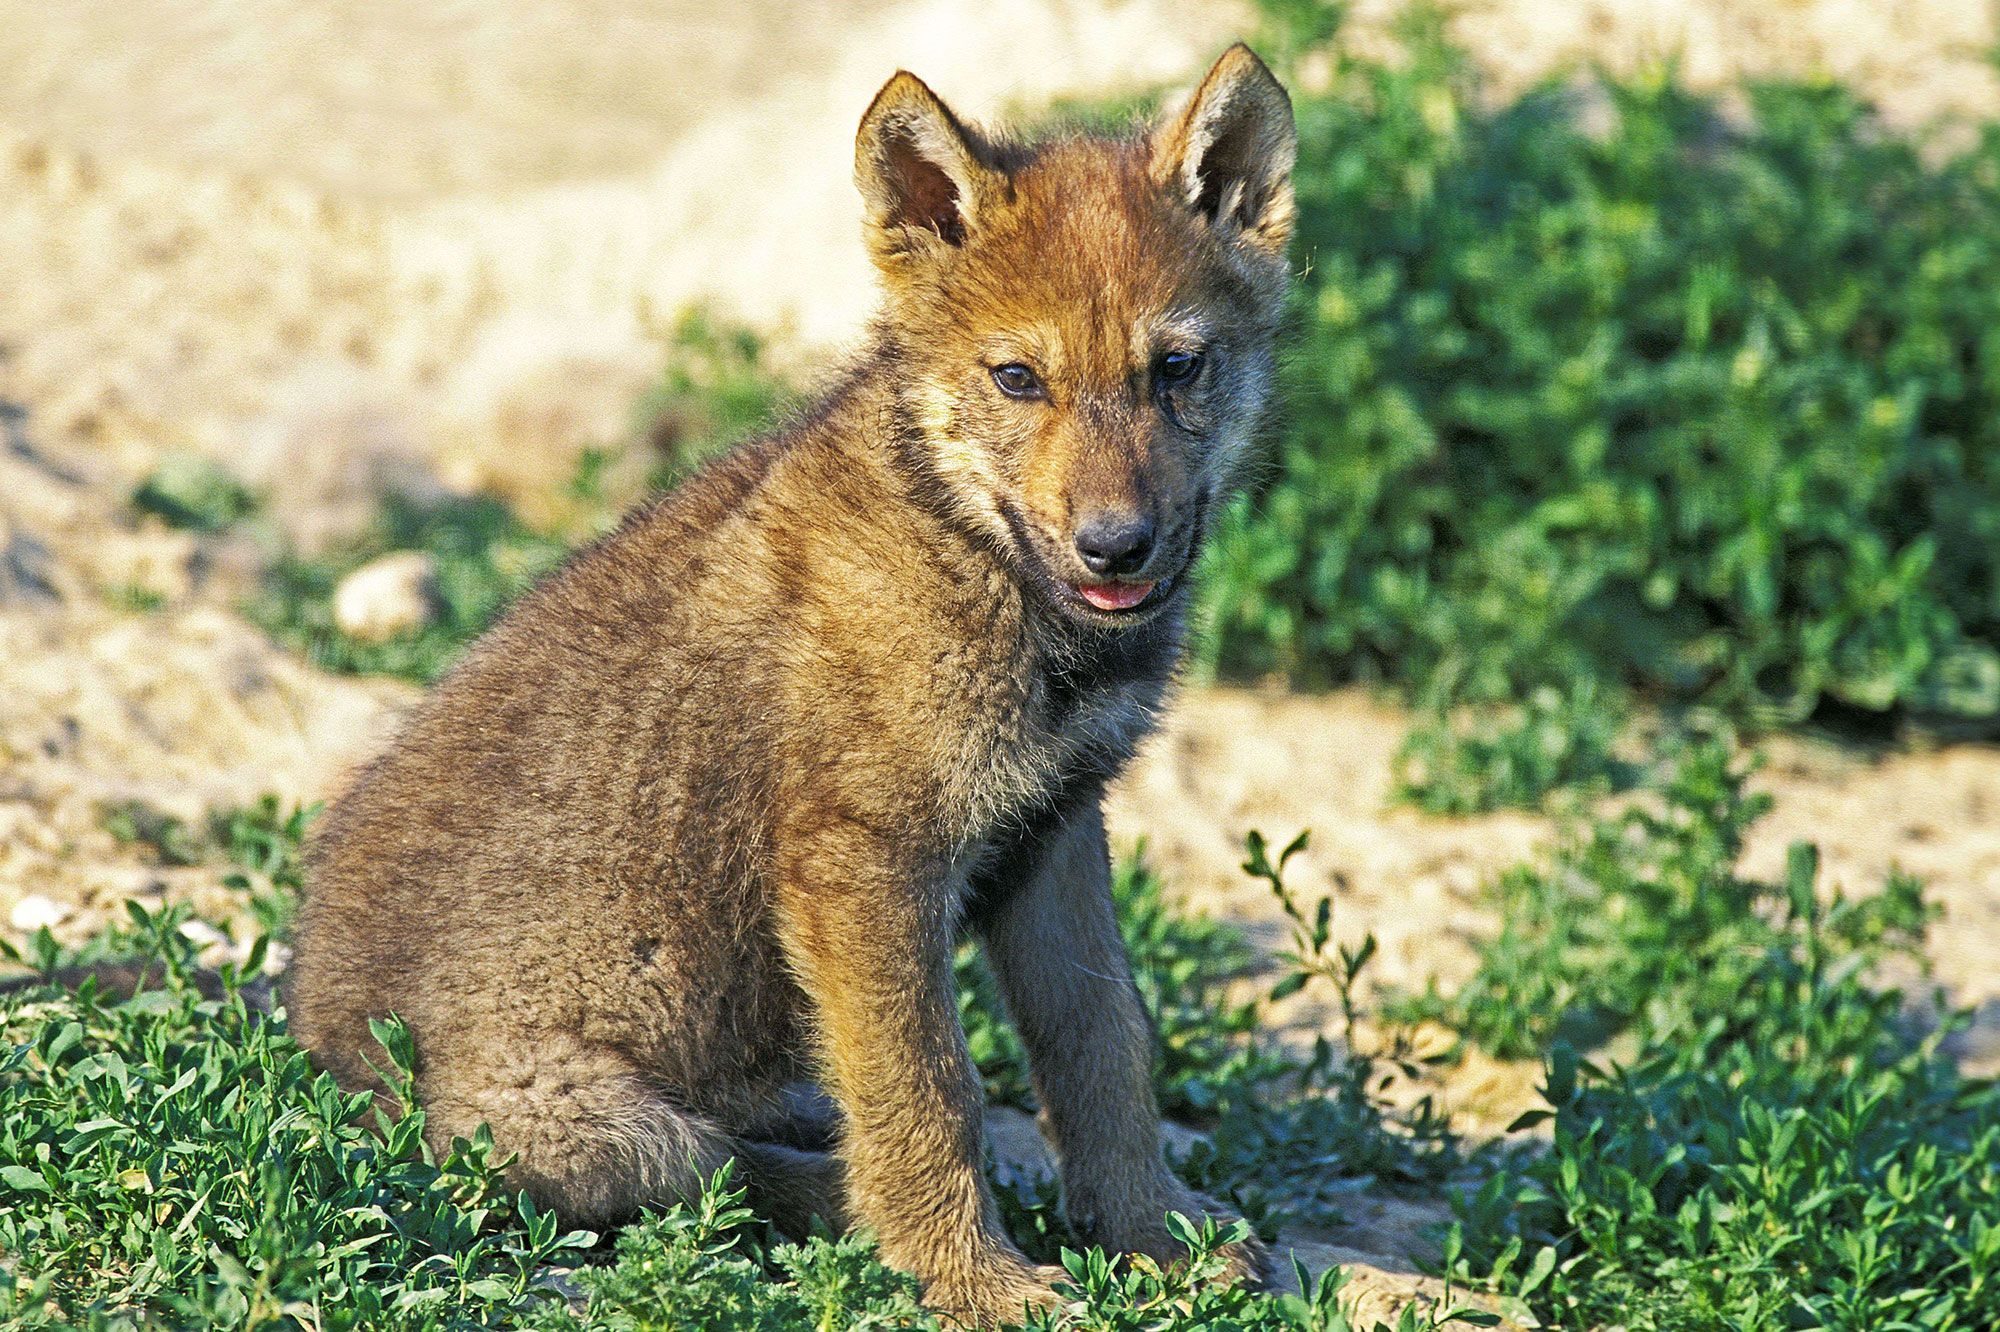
0, 903, 593, 1330
101, 796, 315, 936
2, 888, 1481, 1332
1036, 1211, 1495, 1332
104, 584, 169, 614
518, 1165, 935, 1331
632, 309, 792, 490
1197, 1, 2000, 807
1387, 738, 1931, 1062
131, 455, 258, 534
101, 800, 208, 868
1405, 739, 1998, 1328
527, 1174, 1490, 1332
1392, 684, 1629, 816
1185, 830, 1459, 1231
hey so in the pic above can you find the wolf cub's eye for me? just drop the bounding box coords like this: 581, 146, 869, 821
991, 363, 1044, 399
1158, 350, 1204, 387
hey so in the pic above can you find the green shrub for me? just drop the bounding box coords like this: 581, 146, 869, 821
1203, 2, 2000, 762
1389, 738, 1932, 1062
516, 1168, 936, 1331
132, 456, 257, 534
1456, 1015, 2000, 1329
0, 906, 593, 1330
1407, 739, 2000, 1328
631, 309, 792, 490
1391, 683, 1628, 816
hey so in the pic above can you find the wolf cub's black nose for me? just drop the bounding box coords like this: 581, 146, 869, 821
1074, 513, 1156, 576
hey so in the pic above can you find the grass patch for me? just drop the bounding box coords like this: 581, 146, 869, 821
102, 797, 312, 886
131, 456, 257, 535
2, 908, 594, 1331
1405, 740, 2000, 1328
3, 824, 1471, 1330
242, 493, 567, 684
527, 1174, 1486, 1332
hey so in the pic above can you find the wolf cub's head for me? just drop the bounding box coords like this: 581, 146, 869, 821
856, 45, 1295, 628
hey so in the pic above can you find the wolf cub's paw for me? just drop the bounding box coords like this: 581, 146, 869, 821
1103, 1190, 1275, 1289
1212, 1225, 1276, 1288
929, 1258, 1067, 1328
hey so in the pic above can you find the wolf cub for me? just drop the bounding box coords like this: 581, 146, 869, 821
287, 44, 1295, 1326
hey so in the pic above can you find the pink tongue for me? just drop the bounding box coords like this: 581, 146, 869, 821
1078, 580, 1155, 611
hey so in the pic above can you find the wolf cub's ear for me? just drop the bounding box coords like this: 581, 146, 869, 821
1152, 43, 1297, 259
855, 72, 1002, 273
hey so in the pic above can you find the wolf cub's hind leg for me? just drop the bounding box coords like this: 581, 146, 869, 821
735, 1140, 852, 1236
418, 1036, 734, 1228
418, 1036, 850, 1235
424, 1040, 852, 1232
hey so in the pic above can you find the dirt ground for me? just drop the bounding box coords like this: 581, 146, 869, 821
1110, 688, 2000, 1081
5, 0, 1999, 1319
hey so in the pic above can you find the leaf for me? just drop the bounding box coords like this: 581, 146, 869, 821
1270, 972, 1310, 1002
1, 1165, 50, 1194
1786, 841, 1820, 924
1517, 1243, 1558, 1297
1279, 829, 1312, 870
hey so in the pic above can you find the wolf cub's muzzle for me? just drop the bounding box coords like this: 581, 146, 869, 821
1068, 509, 1163, 613
1073, 511, 1155, 576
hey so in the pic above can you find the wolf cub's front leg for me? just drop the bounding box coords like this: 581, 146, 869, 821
978, 806, 1271, 1287
775, 823, 1063, 1327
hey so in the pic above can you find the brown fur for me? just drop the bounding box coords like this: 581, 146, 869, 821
286, 44, 1295, 1327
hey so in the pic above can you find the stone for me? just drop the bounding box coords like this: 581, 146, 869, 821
9, 893, 72, 931
332, 550, 439, 643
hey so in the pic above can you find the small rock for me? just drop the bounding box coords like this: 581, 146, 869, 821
9, 893, 73, 931
333, 550, 439, 643
985, 1105, 1057, 1187
177, 918, 227, 949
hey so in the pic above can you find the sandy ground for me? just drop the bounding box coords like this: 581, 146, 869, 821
5, 0, 2000, 1316
1111, 689, 2000, 1084
4, 1, 1995, 513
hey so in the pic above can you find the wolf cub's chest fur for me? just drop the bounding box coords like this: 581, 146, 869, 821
931, 593, 1177, 856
